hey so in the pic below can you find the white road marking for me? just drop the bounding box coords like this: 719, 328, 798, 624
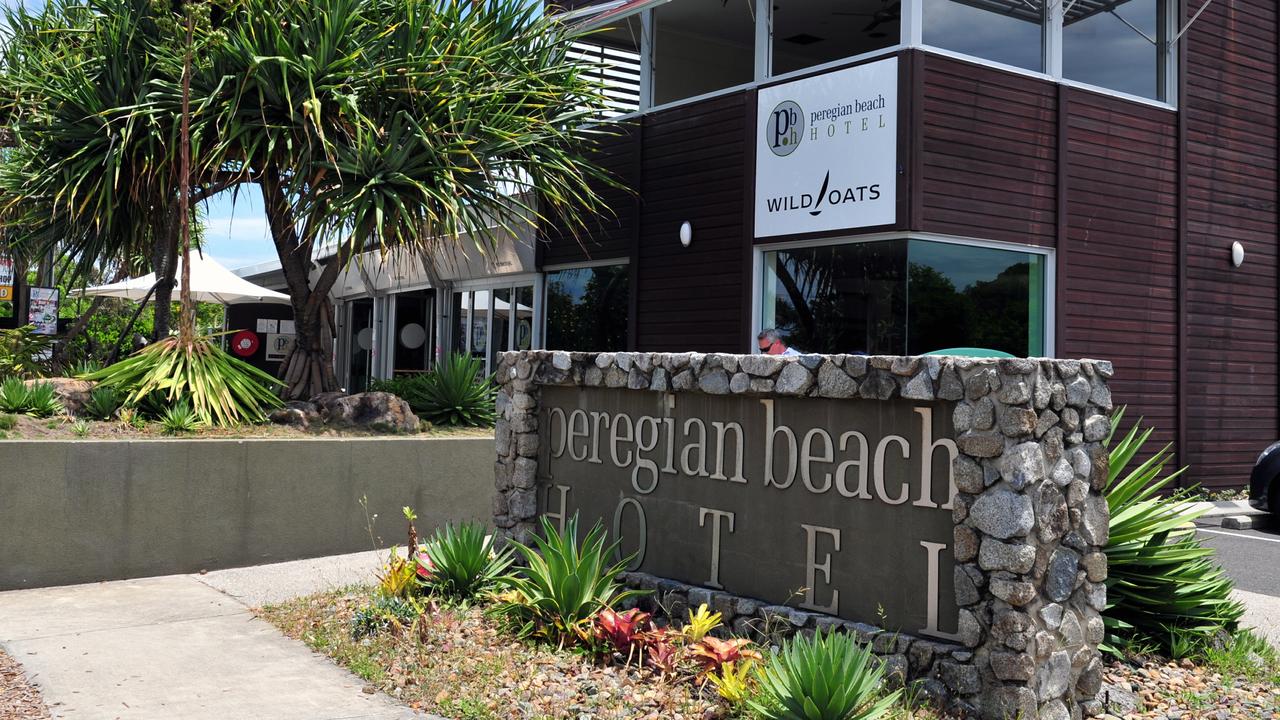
1197, 527, 1280, 544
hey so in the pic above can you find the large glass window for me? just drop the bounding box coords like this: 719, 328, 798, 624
1064, 0, 1167, 101
923, 0, 1046, 73
761, 239, 1046, 356
545, 264, 630, 351
653, 0, 755, 105
772, 0, 899, 75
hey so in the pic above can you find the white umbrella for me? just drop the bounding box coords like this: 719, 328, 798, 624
75, 254, 291, 305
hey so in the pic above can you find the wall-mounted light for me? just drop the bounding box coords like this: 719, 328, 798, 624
1231, 241, 1245, 268
679, 221, 693, 248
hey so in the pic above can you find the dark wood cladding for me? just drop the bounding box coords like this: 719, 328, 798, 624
918, 56, 1058, 248
636, 93, 749, 352
539, 123, 639, 267
1181, 0, 1279, 483
1059, 89, 1180, 459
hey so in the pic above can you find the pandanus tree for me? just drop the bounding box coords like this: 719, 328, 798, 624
184, 0, 617, 399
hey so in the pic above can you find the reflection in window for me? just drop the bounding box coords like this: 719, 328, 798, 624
1064, 0, 1165, 100
762, 240, 908, 355
772, 0, 899, 76
545, 265, 630, 351
924, 0, 1045, 72
761, 240, 1045, 356
653, 0, 755, 106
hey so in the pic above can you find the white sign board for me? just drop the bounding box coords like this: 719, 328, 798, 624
754, 58, 898, 238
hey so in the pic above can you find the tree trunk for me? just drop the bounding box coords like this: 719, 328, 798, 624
261, 169, 343, 400
51, 265, 129, 371
150, 208, 180, 341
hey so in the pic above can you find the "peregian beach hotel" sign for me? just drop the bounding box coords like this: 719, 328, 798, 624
538, 387, 959, 640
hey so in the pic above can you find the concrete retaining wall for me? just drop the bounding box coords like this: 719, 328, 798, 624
0, 436, 493, 590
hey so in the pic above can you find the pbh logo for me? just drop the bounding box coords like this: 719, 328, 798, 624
767, 100, 803, 157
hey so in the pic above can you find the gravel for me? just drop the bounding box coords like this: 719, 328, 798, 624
1099, 658, 1280, 720
0, 648, 51, 720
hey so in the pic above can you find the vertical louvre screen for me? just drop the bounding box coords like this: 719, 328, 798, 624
569, 39, 642, 118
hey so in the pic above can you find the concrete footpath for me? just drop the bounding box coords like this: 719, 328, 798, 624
0, 551, 433, 720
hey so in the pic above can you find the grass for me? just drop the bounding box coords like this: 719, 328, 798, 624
1202, 630, 1280, 686
0, 414, 15, 430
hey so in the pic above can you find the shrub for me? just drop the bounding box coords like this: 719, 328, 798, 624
413, 353, 496, 427
159, 401, 199, 434
0, 325, 53, 379
350, 595, 423, 640
83, 337, 282, 426
417, 522, 513, 601
494, 513, 640, 646
0, 414, 17, 430
0, 377, 30, 413
71, 419, 91, 437
25, 382, 65, 418
750, 629, 900, 720
1104, 410, 1244, 655
82, 386, 123, 420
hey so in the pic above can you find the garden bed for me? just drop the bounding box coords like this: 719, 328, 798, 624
0, 413, 491, 440
0, 648, 50, 720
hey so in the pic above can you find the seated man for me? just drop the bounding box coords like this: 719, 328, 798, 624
757, 328, 801, 356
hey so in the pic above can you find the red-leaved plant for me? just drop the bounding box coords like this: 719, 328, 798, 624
689, 636, 762, 675
595, 608, 652, 656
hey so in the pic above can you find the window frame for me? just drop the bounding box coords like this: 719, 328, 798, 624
750, 232, 1057, 357
540, 258, 633, 352
571, 0, 1178, 116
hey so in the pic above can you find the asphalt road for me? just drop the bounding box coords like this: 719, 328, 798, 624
1196, 516, 1280, 597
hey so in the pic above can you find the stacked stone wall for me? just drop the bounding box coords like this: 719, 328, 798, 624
494, 351, 1113, 720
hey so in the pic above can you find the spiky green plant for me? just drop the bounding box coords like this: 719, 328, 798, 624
412, 353, 496, 427
71, 418, 91, 437
159, 399, 199, 434
81, 386, 123, 421
0, 326, 53, 379
83, 337, 282, 427
24, 382, 64, 417
494, 513, 640, 646
418, 522, 514, 601
1104, 409, 1245, 655
750, 629, 900, 720
0, 377, 30, 413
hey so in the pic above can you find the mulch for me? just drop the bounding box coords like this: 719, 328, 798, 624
0, 649, 51, 720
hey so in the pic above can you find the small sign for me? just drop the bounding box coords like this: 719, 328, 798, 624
230, 330, 259, 357
27, 287, 59, 335
265, 333, 295, 362
754, 58, 898, 238
256, 318, 278, 334
0, 258, 13, 302
279, 319, 295, 334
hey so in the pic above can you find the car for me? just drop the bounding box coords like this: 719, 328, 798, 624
1249, 441, 1280, 513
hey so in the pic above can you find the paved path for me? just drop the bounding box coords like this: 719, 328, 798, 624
0, 551, 429, 720
1197, 514, 1280, 648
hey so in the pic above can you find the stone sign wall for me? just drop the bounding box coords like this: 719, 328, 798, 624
495, 351, 1113, 720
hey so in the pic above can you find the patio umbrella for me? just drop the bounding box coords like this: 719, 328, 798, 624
74, 254, 291, 305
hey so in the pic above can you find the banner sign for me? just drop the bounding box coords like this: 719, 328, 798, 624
28, 287, 59, 335
0, 258, 13, 302
754, 57, 898, 238
538, 386, 958, 639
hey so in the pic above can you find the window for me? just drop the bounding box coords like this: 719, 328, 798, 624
452, 283, 536, 375
545, 264, 630, 351
652, 0, 755, 105
924, 0, 1046, 73
1064, 0, 1168, 101
761, 238, 1046, 356
772, 0, 899, 75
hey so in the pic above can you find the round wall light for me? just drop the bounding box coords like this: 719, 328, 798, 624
1231, 241, 1245, 268
679, 221, 693, 248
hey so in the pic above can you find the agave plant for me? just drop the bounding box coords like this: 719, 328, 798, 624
0, 377, 30, 413
1104, 409, 1244, 654
83, 337, 282, 427
750, 629, 899, 720
495, 513, 641, 647
24, 381, 64, 418
159, 400, 199, 434
416, 522, 513, 601
413, 353, 496, 427
81, 386, 122, 420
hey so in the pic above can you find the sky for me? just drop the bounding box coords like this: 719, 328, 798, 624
201, 188, 278, 271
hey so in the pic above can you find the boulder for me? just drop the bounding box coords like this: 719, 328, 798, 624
268, 400, 322, 430
318, 391, 419, 433
28, 378, 94, 415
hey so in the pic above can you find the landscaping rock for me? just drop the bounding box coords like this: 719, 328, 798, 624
318, 392, 418, 433
268, 400, 321, 429
29, 378, 94, 415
